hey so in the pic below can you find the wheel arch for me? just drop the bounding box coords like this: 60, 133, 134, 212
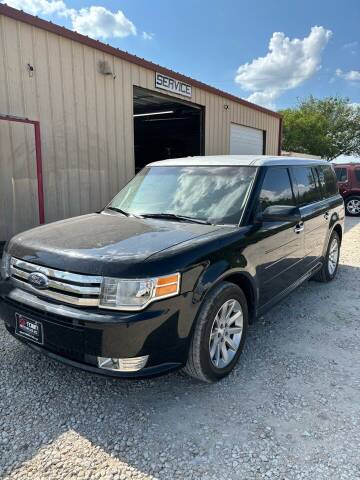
215, 272, 257, 323
193, 267, 258, 323
332, 223, 343, 244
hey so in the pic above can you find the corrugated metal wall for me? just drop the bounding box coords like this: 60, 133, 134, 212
0, 13, 280, 234
0, 120, 39, 238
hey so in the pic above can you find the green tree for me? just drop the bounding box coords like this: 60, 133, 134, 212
279, 96, 360, 160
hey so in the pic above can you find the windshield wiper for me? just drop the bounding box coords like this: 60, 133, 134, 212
106, 206, 130, 216
140, 213, 212, 225
106, 207, 145, 219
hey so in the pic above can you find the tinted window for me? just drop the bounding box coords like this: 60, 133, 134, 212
335, 168, 348, 182
258, 168, 295, 211
317, 165, 338, 197
355, 169, 360, 184
292, 166, 322, 206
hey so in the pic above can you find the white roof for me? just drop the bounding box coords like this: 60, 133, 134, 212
148, 155, 329, 167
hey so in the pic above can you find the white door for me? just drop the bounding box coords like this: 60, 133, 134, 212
230, 123, 264, 155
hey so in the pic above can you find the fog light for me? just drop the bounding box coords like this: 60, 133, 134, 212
97, 355, 149, 372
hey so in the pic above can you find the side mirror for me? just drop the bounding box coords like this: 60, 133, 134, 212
261, 205, 301, 222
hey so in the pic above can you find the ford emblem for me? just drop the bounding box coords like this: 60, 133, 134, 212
28, 272, 49, 290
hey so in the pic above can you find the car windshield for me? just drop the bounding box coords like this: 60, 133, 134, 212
107, 165, 257, 225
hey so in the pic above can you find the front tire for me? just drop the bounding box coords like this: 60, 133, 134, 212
345, 196, 360, 216
313, 231, 340, 282
184, 282, 248, 383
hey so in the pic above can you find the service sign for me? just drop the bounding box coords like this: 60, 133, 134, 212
155, 72, 192, 98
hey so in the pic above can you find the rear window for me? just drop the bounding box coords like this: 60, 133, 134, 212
355, 169, 360, 184
335, 168, 348, 182
292, 166, 322, 206
317, 165, 338, 198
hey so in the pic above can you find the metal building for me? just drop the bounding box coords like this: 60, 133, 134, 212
0, 4, 282, 242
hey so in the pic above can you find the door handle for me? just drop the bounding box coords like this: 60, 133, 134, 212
294, 222, 304, 234
324, 211, 330, 221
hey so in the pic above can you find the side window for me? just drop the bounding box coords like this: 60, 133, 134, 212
335, 168, 348, 182
317, 165, 338, 198
355, 169, 360, 184
258, 168, 295, 211
292, 166, 322, 206
312, 167, 322, 195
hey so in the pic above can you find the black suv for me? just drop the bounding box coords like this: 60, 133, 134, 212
0, 156, 344, 382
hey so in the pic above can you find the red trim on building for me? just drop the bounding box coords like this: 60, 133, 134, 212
33, 121, 45, 224
277, 117, 283, 155
0, 114, 45, 225
0, 4, 280, 120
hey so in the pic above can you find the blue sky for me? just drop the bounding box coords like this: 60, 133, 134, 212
5, 0, 360, 110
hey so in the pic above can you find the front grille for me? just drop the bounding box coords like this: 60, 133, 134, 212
9, 257, 102, 307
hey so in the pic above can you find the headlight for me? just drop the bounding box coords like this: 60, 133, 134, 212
99, 273, 181, 311
0, 250, 11, 280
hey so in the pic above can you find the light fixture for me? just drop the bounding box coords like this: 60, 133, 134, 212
99, 273, 181, 311
26, 63, 34, 78
97, 355, 149, 372
133, 110, 174, 117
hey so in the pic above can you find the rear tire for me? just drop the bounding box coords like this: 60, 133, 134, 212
312, 231, 340, 282
345, 196, 360, 216
184, 282, 248, 383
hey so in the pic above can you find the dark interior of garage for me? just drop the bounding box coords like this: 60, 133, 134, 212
133, 87, 204, 172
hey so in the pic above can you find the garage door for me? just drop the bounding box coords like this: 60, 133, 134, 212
230, 124, 264, 155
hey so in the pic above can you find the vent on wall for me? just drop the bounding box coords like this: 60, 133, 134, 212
97, 60, 115, 78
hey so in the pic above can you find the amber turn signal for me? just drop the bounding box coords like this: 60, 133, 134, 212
155, 273, 180, 298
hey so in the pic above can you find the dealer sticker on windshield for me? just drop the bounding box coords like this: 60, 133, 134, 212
15, 313, 44, 345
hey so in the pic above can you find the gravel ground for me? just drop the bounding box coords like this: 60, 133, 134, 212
1, 217, 359, 480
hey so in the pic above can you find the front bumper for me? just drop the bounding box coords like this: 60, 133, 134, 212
0, 280, 198, 378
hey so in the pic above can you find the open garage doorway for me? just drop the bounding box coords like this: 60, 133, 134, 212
133, 86, 204, 172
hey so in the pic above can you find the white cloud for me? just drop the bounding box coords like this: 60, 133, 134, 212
333, 154, 360, 163
4, 0, 66, 15
235, 26, 332, 109
246, 91, 279, 110
343, 41, 358, 54
67, 6, 136, 40
336, 69, 360, 82
142, 31, 154, 40
345, 71, 360, 81
344, 41, 358, 49
2, 0, 137, 40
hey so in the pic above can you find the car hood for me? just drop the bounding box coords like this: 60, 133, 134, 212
8, 212, 223, 276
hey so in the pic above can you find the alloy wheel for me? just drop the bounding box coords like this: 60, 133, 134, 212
209, 299, 243, 369
328, 237, 339, 275
347, 199, 360, 215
